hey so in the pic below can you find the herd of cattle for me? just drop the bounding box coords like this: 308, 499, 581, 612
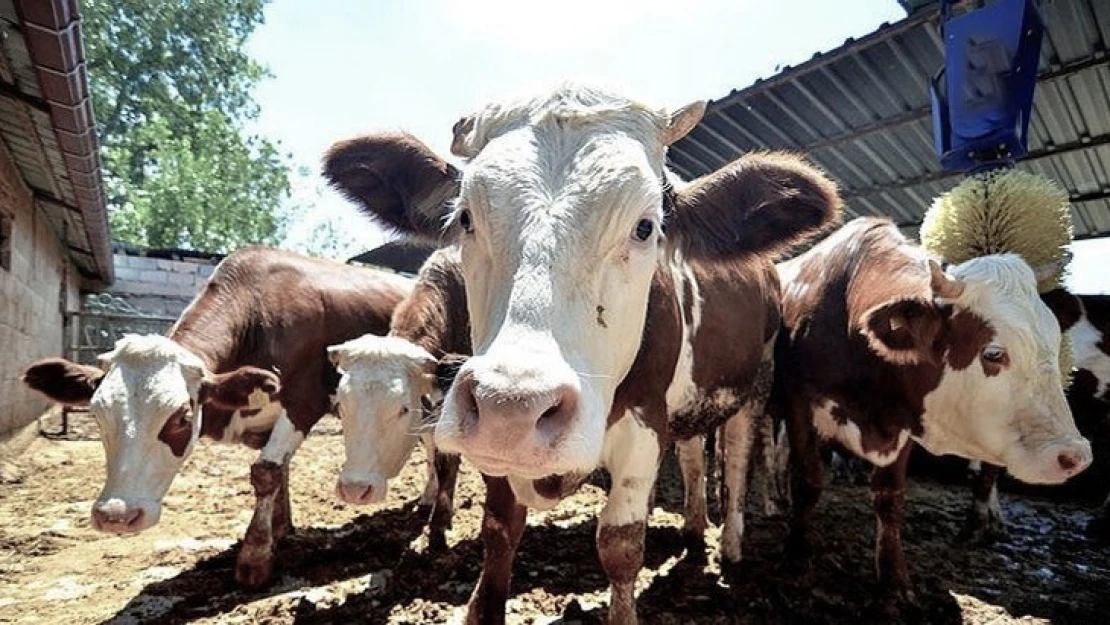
20, 84, 1110, 623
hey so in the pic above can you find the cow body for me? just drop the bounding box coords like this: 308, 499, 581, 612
772, 217, 1090, 604
323, 84, 841, 623
23, 246, 412, 588
328, 246, 470, 550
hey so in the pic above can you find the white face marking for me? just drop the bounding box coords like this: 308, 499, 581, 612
330, 335, 436, 504
436, 87, 674, 477
915, 255, 1091, 484
1070, 314, 1110, 398
87, 335, 207, 532
599, 409, 661, 527
812, 398, 909, 467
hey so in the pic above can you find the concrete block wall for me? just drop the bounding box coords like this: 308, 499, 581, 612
108, 254, 217, 318
0, 141, 78, 440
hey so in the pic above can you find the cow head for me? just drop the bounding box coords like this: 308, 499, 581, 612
328, 335, 438, 504
22, 334, 280, 533
325, 84, 840, 479
862, 255, 1091, 484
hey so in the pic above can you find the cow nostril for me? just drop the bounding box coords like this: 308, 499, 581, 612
454, 372, 479, 429
1057, 451, 1080, 472
536, 385, 578, 436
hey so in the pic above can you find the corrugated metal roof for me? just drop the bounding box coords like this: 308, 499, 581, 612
0, 0, 112, 284
668, 0, 1110, 240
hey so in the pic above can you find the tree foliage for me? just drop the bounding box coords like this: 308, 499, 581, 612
83, 0, 291, 251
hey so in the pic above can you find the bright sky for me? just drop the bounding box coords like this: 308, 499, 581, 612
246, 0, 1109, 294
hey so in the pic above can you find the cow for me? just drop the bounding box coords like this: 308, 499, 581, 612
21, 246, 413, 589
322, 83, 842, 624
770, 216, 1092, 608
326, 246, 470, 551
963, 291, 1110, 541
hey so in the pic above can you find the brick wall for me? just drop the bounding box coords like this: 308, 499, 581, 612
109, 255, 216, 318
0, 140, 78, 440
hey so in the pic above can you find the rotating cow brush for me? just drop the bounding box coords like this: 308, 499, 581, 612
923, 0, 1076, 383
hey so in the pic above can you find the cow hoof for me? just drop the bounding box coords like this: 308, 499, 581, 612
235, 555, 275, 590
681, 529, 707, 564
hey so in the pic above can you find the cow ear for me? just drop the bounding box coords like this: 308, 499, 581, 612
22, 358, 105, 406
327, 345, 349, 373
860, 299, 943, 365
199, 366, 281, 410
322, 132, 460, 242
669, 151, 842, 262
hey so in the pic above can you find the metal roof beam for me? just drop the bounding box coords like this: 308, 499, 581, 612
845, 130, 1110, 201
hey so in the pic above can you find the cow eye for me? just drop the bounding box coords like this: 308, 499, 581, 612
458, 210, 473, 234
982, 345, 1006, 363
633, 219, 654, 242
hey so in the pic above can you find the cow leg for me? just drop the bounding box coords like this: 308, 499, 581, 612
719, 405, 759, 564
428, 449, 461, 552
418, 433, 440, 509
958, 461, 1003, 544
784, 399, 823, 558
871, 443, 914, 608
235, 412, 306, 589
675, 435, 708, 560
598, 411, 662, 625
465, 475, 526, 625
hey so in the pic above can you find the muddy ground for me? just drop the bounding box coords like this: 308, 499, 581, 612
1, 410, 1108, 625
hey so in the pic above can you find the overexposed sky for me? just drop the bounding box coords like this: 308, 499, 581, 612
245, 0, 1109, 293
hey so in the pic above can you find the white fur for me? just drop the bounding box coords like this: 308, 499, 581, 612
811, 398, 909, 467
1071, 314, 1110, 398
915, 255, 1091, 484
665, 260, 702, 413
87, 335, 208, 532
435, 84, 679, 477
599, 410, 661, 528
329, 335, 437, 504
259, 411, 304, 465
218, 388, 283, 444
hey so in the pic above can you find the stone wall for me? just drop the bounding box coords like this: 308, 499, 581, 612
0, 141, 79, 441
109, 254, 218, 318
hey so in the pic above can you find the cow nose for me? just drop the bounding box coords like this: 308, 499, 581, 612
1057, 448, 1090, 476
336, 480, 376, 505
92, 500, 144, 533
456, 369, 579, 438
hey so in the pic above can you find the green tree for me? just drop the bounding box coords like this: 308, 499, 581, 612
83, 0, 291, 251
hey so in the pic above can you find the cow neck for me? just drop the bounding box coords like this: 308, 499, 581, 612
168, 295, 250, 374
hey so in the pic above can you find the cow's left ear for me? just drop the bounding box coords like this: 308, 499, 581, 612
668, 152, 842, 261
199, 366, 281, 410
860, 299, 943, 365
323, 133, 460, 242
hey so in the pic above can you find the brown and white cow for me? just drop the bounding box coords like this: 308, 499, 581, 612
22, 246, 412, 588
323, 83, 841, 624
771, 216, 1092, 606
964, 290, 1110, 541
326, 246, 470, 550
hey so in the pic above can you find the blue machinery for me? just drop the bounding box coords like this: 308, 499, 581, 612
930, 0, 1045, 173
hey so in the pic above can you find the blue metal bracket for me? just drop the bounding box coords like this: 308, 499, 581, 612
930, 0, 1044, 173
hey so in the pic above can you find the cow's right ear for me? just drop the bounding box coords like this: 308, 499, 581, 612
322, 132, 460, 242
22, 358, 105, 406
860, 299, 943, 366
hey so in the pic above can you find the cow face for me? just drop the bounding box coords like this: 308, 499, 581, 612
22, 334, 280, 534
865, 256, 1091, 484
329, 335, 437, 504
325, 84, 839, 479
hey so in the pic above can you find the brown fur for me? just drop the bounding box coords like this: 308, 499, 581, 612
157, 406, 193, 457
